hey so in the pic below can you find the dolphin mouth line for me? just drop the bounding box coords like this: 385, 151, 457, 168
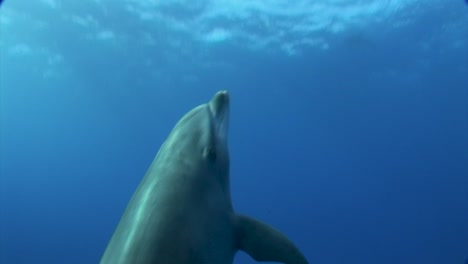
209, 91, 230, 138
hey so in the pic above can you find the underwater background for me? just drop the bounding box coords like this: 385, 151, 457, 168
1, 0, 468, 263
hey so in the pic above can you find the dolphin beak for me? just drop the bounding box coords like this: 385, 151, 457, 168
209, 90, 230, 138
210, 90, 229, 115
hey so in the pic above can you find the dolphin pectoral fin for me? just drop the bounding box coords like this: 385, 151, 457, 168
234, 214, 308, 264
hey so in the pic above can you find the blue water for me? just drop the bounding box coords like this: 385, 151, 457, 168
1, 1, 467, 263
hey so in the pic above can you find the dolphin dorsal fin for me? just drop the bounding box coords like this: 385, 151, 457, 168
234, 214, 308, 264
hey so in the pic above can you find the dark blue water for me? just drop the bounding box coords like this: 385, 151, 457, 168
1, 1, 467, 263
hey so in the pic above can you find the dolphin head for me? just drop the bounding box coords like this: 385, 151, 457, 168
160, 90, 231, 195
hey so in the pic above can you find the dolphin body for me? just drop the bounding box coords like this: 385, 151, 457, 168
100, 91, 308, 264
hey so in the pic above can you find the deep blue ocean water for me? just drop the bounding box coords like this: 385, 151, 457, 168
1, 0, 467, 263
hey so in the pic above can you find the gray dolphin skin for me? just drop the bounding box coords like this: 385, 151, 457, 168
100, 91, 308, 264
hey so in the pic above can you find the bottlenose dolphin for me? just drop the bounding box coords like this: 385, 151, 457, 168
101, 91, 308, 264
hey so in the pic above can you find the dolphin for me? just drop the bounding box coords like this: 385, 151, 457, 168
100, 91, 308, 264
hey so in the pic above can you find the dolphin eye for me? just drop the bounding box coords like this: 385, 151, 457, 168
202, 147, 217, 162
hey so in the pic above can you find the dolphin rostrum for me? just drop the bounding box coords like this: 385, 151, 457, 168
100, 90, 308, 264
